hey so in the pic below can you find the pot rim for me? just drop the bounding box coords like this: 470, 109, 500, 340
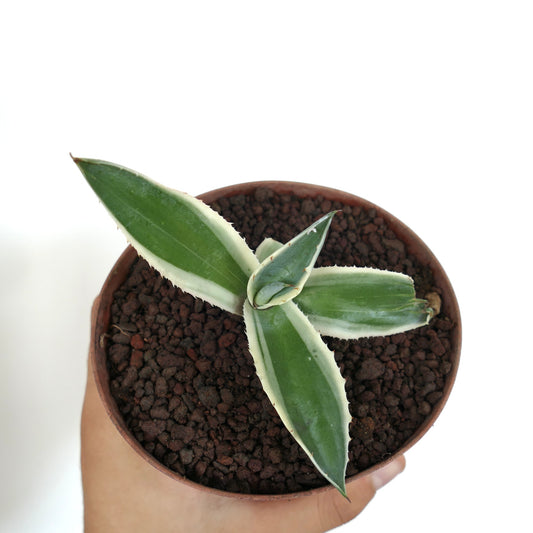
90, 180, 461, 501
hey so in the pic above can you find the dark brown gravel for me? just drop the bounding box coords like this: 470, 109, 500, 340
106, 188, 455, 495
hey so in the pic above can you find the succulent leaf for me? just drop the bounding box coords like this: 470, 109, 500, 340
243, 299, 350, 497
256, 237, 433, 338
296, 267, 433, 339
247, 212, 336, 309
255, 237, 283, 263
74, 157, 258, 315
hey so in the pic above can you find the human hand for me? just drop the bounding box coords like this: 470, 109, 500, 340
81, 298, 405, 533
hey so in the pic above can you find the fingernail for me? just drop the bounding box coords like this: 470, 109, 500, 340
370, 457, 405, 490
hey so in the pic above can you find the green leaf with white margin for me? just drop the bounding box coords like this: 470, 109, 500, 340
74, 157, 259, 315
255, 237, 433, 339
296, 267, 433, 339
243, 299, 351, 497
247, 212, 336, 309
255, 237, 283, 263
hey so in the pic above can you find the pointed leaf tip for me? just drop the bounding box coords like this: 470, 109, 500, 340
74, 158, 258, 314
243, 300, 350, 494
247, 211, 336, 309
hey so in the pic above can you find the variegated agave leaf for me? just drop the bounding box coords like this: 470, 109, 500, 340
255, 237, 281, 263
256, 237, 432, 339
74, 157, 258, 315
297, 267, 433, 339
247, 212, 336, 309
243, 299, 351, 497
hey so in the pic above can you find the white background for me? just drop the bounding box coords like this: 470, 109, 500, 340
1, 1, 531, 532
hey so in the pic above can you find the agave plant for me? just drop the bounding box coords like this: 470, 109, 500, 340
74, 157, 434, 497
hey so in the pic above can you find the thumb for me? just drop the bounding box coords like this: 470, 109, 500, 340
246, 455, 406, 533
313, 456, 406, 532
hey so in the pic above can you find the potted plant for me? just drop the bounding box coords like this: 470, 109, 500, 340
75, 157, 460, 499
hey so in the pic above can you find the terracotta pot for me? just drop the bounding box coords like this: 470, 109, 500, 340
90, 181, 461, 501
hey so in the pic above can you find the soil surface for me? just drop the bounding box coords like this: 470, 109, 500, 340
106, 188, 455, 495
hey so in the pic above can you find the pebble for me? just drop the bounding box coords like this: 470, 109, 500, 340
197, 386, 220, 408
247, 459, 263, 473
155, 376, 168, 397
150, 406, 170, 419
356, 358, 385, 380
130, 334, 144, 349
180, 448, 194, 465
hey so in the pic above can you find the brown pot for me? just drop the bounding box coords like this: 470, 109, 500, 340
90, 181, 461, 501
